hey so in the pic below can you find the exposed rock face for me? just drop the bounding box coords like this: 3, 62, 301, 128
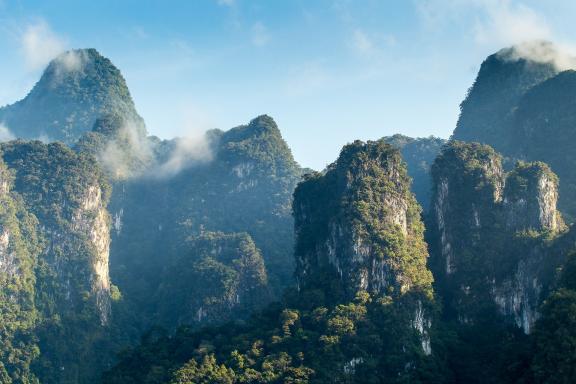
430, 141, 565, 333
0, 49, 144, 144
0, 141, 114, 382
294, 140, 433, 299
430, 141, 504, 276
71, 183, 112, 324
294, 140, 434, 357
503, 162, 562, 233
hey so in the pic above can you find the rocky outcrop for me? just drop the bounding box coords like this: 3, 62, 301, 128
294, 140, 434, 356
71, 184, 112, 324
430, 141, 504, 276
503, 162, 562, 233
294, 140, 433, 299
430, 141, 565, 333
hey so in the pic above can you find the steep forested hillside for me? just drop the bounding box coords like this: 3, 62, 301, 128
105, 115, 303, 344
0, 157, 41, 383
0, 141, 116, 384
3, 43, 576, 384
0, 49, 144, 144
452, 42, 559, 154
103, 140, 443, 384
452, 41, 576, 221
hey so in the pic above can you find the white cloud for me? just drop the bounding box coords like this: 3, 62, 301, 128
0, 124, 15, 142
416, 0, 551, 45
472, 0, 551, 46
153, 135, 214, 178
147, 104, 215, 178
251, 22, 270, 47
20, 20, 67, 71
414, 0, 576, 69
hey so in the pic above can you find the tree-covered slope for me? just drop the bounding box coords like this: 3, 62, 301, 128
0, 49, 144, 144
451, 41, 576, 221
0, 157, 41, 383
107, 115, 303, 338
102, 140, 444, 384
0, 141, 116, 384
511, 70, 576, 222
427, 141, 573, 383
452, 42, 560, 154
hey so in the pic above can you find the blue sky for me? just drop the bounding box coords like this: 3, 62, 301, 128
0, 0, 575, 170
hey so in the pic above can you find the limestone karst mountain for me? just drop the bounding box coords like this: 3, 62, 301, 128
429, 141, 565, 332
294, 139, 433, 301
103, 141, 443, 384
107, 115, 303, 336
452, 41, 576, 221
0, 49, 144, 144
3, 42, 576, 384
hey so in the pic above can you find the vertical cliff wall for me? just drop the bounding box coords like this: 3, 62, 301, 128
430, 141, 565, 333
1, 141, 114, 383
294, 140, 433, 300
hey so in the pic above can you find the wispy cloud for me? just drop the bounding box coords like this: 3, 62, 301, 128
350, 29, 396, 57
0, 124, 15, 142
20, 20, 67, 71
415, 0, 551, 45
414, 0, 576, 69
473, 0, 551, 45
251, 22, 270, 47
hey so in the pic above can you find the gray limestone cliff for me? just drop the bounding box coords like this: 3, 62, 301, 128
293, 140, 433, 299
0, 140, 114, 383
293, 140, 434, 355
430, 141, 565, 333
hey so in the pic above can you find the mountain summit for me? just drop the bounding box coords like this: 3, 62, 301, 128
0, 48, 144, 144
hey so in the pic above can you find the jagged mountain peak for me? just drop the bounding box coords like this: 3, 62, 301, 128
452, 42, 560, 153
0, 47, 143, 145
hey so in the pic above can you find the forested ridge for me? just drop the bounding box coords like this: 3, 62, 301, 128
1, 42, 576, 383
